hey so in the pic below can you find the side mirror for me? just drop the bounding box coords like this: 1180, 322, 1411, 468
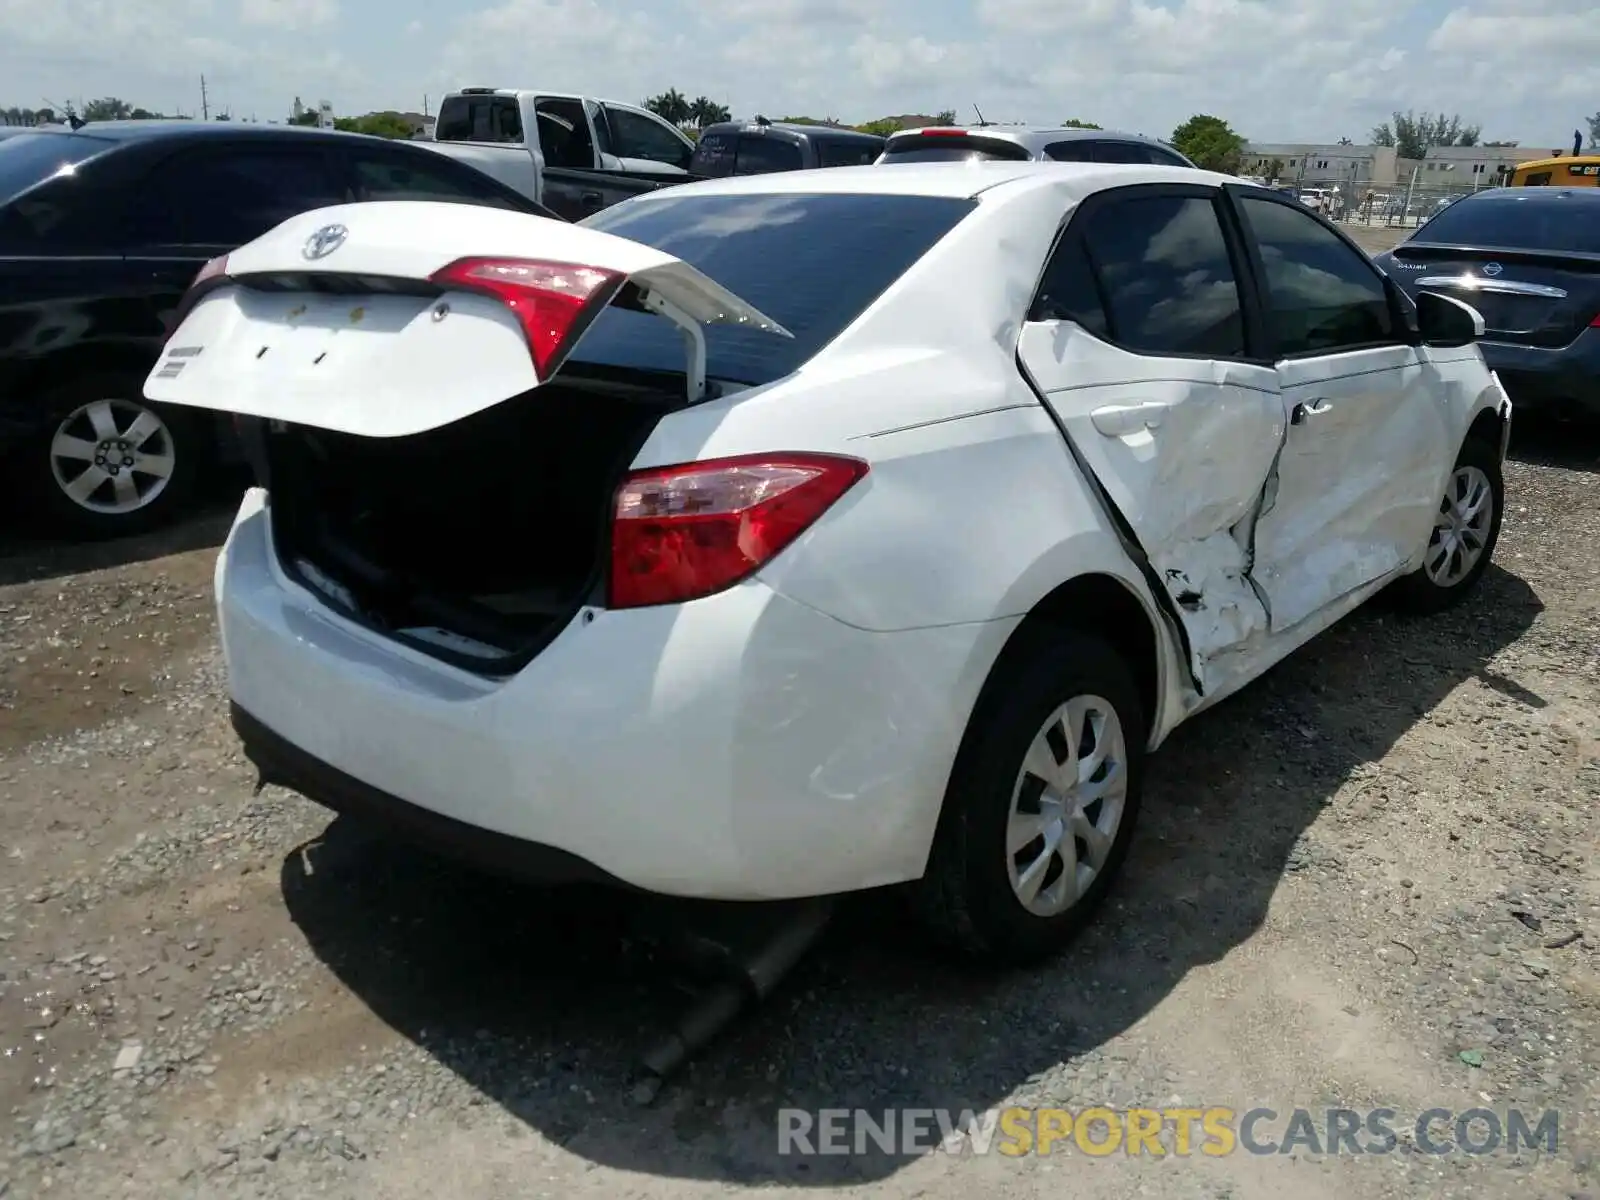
1415, 289, 1485, 348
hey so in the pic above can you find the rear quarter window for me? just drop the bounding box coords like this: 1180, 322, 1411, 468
574, 192, 975, 385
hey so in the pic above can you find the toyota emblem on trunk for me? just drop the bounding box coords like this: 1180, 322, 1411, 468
1483, 262, 1502, 276
302, 224, 348, 260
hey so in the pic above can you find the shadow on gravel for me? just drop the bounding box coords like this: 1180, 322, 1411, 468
0, 470, 246, 588
1508, 415, 1600, 477
280, 563, 1542, 1187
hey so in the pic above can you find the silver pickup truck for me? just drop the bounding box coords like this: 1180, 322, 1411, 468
419, 88, 699, 220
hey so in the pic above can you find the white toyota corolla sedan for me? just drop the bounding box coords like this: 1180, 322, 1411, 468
146, 162, 1510, 966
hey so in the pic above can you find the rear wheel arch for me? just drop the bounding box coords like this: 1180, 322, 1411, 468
966, 573, 1163, 754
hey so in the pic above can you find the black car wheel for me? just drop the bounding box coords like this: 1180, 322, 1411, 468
28, 376, 200, 539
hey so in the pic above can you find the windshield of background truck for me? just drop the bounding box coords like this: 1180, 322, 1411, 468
576, 192, 974, 385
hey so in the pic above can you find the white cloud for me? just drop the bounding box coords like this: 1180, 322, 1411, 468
2, 0, 1596, 143
239, 0, 338, 28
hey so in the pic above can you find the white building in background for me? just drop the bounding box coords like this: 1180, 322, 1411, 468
1242, 143, 1397, 185
1416, 142, 1555, 185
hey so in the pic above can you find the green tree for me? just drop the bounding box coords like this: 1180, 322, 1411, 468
334, 112, 415, 138
1369, 111, 1481, 159
855, 118, 901, 137
1170, 113, 1245, 173
643, 88, 690, 126
935, 108, 957, 125
687, 96, 730, 128
82, 97, 133, 121
1060, 118, 1101, 129
1587, 111, 1599, 149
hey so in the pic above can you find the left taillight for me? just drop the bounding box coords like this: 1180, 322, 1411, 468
163, 253, 231, 337
429, 257, 624, 379
607, 453, 869, 610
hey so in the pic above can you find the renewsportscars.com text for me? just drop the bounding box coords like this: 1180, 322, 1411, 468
777, 1106, 1561, 1157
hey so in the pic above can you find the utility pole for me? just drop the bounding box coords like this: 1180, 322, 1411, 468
200, 75, 209, 121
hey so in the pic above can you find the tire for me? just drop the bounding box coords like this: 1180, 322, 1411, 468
1387, 437, 1503, 616
26, 377, 201, 540
910, 629, 1146, 966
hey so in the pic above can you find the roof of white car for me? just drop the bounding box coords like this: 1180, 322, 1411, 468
636, 160, 1242, 203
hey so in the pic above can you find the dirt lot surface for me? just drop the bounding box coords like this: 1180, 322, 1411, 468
3, 312, 1599, 1197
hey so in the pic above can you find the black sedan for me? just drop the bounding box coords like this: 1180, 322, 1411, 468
1373, 187, 1600, 423
0, 122, 558, 539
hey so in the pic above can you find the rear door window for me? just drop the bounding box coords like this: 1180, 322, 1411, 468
535, 97, 594, 168
733, 135, 804, 174
1030, 234, 1110, 338
123, 145, 347, 248
1093, 141, 1150, 164
1044, 141, 1098, 162
576, 192, 974, 385
1079, 192, 1246, 357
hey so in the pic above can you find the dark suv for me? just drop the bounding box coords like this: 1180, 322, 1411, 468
0, 121, 556, 538
688, 120, 886, 177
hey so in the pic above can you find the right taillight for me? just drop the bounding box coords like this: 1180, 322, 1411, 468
1590, 311, 1600, 327
429, 257, 623, 378
163, 253, 231, 337
607, 453, 869, 609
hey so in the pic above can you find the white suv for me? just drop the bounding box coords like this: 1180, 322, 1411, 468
147, 164, 1510, 965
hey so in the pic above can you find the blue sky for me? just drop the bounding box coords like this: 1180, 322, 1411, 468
1, 0, 1595, 145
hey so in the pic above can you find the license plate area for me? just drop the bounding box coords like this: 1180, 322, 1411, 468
225, 291, 435, 379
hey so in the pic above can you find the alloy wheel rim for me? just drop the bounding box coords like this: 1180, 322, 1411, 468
1424, 464, 1493, 588
1006, 694, 1129, 918
48, 399, 177, 515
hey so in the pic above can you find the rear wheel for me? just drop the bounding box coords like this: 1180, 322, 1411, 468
29, 379, 200, 539
1388, 438, 1503, 615
910, 630, 1146, 966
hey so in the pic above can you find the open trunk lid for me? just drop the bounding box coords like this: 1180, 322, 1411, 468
143, 200, 791, 438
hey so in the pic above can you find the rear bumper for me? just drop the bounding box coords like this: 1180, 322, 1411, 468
1479, 328, 1600, 419
216, 489, 1013, 900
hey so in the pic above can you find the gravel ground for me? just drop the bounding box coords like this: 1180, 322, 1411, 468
2, 393, 1598, 1197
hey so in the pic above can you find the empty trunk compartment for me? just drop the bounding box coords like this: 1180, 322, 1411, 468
252, 371, 678, 673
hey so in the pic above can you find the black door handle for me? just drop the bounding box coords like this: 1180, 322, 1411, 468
1290, 399, 1332, 425
579, 190, 603, 207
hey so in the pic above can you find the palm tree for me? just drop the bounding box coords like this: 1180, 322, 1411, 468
688, 96, 730, 128
644, 89, 691, 126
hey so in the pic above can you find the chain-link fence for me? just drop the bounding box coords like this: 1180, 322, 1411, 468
1258, 177, 1497, 230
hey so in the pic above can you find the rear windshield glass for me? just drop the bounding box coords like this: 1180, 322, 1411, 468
0, 133, 109, 202
880, 136, 1030, 164
434, 96, 523, 144
575, 193, 975, 385
1411, 193, 1600, 254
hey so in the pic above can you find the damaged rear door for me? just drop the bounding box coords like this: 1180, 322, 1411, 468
1017, 183, 1283, 694
143, 200, 791, 436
